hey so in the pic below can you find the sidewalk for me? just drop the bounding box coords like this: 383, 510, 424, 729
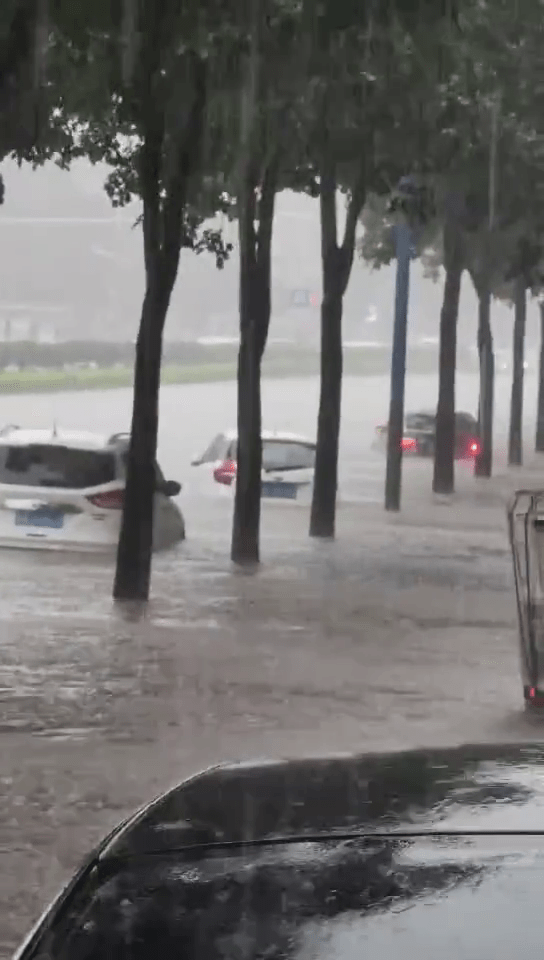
344, 454, 544, 535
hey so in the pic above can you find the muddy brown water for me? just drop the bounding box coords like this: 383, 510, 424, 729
0, 373, 541, 954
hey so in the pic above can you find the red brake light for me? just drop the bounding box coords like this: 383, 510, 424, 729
527, 686, 544, 706
401, 436, 417, 452
87, 489, 124, 509
213, 459, 237, 486
469, 440, 480, 455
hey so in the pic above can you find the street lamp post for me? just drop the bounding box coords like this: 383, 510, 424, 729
385, 177, 416, 512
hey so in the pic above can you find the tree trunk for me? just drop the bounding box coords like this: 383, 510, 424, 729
474, 287, 494, 477
231, 309, 262, 565
309, 144, 364, 538
231, 157, 277, 565
310, 276, 343, 538
113, 48, 206, 600
433, 238, 463, 495
231, 225, 263, 565
535, 301, 544, 452
113, 275, 167, 600
310, 155, 344, 540
508, 276, 526, 466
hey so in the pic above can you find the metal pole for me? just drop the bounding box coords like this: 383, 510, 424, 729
474, 92, 499, 478
385, 220, 412, 511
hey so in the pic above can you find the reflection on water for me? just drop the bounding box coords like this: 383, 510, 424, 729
0, 375, 538, 954
0, 498, 513, 745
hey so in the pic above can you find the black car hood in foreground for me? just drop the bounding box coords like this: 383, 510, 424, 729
18, 742, 544, 960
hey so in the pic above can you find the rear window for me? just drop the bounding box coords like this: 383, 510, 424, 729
262, 441, 315, 471
405, 414, 435, 430
455, 413, 477, 430
0, 444, 117, 489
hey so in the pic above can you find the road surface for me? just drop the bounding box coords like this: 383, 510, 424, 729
0, 372, 541, 955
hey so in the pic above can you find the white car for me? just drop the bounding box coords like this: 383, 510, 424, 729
191, 430, 316, 502
0, 426, 185, 552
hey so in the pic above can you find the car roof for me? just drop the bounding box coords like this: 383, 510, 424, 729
100, 741, 544, 860
222, 429, 315, 444
0, 426, 123, 451
405, 410, 477, 422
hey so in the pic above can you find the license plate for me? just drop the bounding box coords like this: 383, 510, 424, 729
15, 507, 65, 529
262, 481, 298, 500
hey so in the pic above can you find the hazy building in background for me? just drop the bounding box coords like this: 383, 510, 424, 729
0, 159, 537, 352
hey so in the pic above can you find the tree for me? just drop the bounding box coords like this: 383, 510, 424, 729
112, 7, 233, 599
34, 0, 233, 599
508, 274, 527, 466
0, 0, 50, 201
231, 0, 298, 565
302, 0, 460, 536
0, 0, 47, 146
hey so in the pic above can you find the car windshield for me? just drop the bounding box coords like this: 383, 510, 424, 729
0, 444, 116, 489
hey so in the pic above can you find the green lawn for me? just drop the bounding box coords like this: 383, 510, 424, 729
0, 357, 319, 394
0, 363, 237, 394
0, 349, 443, 395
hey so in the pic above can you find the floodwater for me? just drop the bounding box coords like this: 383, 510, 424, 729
0, 372, 542, 954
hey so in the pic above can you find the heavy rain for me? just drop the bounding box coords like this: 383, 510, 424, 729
0, 371, 542, 952
4, 0, 544, 954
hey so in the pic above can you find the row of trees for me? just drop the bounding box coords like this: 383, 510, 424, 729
2, 0, 544, 600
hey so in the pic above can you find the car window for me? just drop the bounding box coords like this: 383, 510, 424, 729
197, 434, 229, 464
405, 414, 435, 431
262, 440, 316, 471
0, 445, 117, 489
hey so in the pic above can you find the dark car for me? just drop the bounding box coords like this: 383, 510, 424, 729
14, 742, 544, 960
374, 410, 480, 459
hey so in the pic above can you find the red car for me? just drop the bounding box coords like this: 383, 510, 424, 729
374, 411, 480, 460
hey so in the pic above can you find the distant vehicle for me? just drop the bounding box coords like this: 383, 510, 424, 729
373, 411, 480, 460
191, 429, 316, 502
0, 427, 185, 552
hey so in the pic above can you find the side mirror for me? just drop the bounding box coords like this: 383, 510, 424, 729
162, 480, 182, 497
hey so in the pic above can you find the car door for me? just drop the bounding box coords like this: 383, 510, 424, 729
261, 440, 315, 501
190, 433, 231, 495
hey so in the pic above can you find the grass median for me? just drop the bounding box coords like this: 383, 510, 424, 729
0, 348, 451, 395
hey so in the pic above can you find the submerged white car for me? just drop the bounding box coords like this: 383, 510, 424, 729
0, 426, 185, 552
191, 430, 316, 502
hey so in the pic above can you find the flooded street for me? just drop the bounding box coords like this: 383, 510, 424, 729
0, 372, 542, 954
